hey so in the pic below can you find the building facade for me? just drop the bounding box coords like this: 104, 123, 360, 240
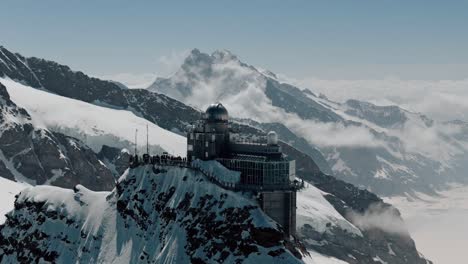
187, 103, 297, 236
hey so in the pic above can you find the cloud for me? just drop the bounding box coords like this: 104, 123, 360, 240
98, 50, 190, 89
347, 203, 409, 236
157, 49, 191, 77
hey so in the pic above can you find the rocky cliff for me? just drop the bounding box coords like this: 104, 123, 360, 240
0, 81, 114, 190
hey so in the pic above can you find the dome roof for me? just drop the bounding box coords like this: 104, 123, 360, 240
267, 131, 278, 145
205, 103, 228, 122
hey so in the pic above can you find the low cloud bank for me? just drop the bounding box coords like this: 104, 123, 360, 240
289, 77, 468, 122
347, 203, 409, 236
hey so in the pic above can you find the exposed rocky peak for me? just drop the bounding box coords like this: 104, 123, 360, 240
344, 99, 409, 128
211, 49, 239, 63
0, 46, 42, 88
150, 49, 342, 123
185, 48, 240, 66
97, 145, 131, 177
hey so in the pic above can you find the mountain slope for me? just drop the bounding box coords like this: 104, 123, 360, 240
0, 77, 186, 156
148, 49, 468, 196
0, 81, 114, 190
0, 45, 200, 135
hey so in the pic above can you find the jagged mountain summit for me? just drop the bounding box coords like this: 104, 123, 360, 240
148, 48, 468, 196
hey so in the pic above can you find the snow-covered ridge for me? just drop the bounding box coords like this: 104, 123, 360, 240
296, 185, 362, 236
0, 165, 304, 263
0, 177, 28, 224
1, 77, 186, 156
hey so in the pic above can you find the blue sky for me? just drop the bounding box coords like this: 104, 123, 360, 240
1, 0, 468, 80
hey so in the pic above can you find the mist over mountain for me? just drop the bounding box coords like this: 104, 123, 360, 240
148, 48, 468, 196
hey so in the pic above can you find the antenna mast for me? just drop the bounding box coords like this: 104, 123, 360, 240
146, 124, 149, 154
135, 129, 138, 155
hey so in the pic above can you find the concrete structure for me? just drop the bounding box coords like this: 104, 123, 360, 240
187, 103, 297, 236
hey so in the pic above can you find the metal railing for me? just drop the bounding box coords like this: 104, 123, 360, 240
129, 155, 304, 192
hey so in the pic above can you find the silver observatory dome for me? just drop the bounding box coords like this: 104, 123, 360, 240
267, 131, 278, 145
205, 103, 229, 122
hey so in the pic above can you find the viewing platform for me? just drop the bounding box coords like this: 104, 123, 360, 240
129, 154, 304, 192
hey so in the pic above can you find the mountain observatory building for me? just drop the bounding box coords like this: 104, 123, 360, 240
187, 103, 297, 236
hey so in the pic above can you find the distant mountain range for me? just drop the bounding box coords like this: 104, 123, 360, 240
148, 48, 468, 196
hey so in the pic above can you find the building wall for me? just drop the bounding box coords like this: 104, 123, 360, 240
260, 191, 296, 236
187, 131, 228, 161
218, 158, 293, 187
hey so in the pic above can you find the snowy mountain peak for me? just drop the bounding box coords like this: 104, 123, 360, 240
186, 48, 239, 64
211, 49, 239, 63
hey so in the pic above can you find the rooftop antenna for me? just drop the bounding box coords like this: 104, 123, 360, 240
146, 124, 149, 155
134, 129, 138, 155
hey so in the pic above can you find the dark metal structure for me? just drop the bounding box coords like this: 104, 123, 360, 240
187, 103, 297, 236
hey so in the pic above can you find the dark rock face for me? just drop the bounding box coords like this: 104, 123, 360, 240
0, 47, 42, 88
0, 166, 303, 263
97, 145, 131, 177
264, 80, 342, 123
0, 81, 114, 191
345, 99, 408, 128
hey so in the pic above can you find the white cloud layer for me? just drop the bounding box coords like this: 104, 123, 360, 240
285, 76, 468, 122
98, 50, 190, 89
386, 185, 468, 264
347, 203, 409, 236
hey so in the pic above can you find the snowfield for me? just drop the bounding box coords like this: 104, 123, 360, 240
296, 184, 362, 236
0, 177, 28, 224
0, 77, 186, 157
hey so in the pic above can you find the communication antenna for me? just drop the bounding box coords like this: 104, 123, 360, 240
146, 124, 149, 155
134, 129, 138, 155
